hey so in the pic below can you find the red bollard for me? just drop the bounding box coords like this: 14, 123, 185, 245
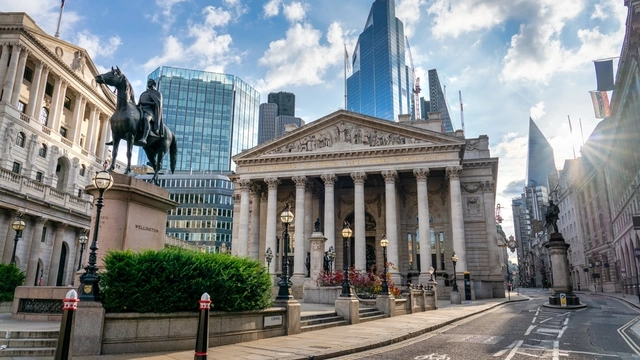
194, 293, 211, 360
54, 290, 79, 360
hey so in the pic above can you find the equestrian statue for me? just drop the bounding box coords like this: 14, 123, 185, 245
95, 66, 177, 185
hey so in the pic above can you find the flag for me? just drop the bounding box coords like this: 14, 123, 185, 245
589, 91, 611, 118
344, 44, 352, 74
61, 0, 65, 8
594, 59, 614, 91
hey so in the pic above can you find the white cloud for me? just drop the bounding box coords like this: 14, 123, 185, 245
256, 22, 346, 93
426, 0, 513, 38
396, 0, 427, 37
529, 102, 545, 120
153, 0, 189, 30
2, 0, 82, 38
283, 2, 307, 23
202, 6, 232, 27
143, 36, 185, 71
75, 31, 122, 59
264, 0, 282, 18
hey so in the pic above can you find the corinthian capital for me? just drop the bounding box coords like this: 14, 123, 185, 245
381, 170, 397, 184
413, 168, 430, 181
350, 172, 367, 185
320, 173, 337, 186
265, 177, 281, 190
236, 179, 251, 190
292, 175, 307, 188
446, 166, 463, 180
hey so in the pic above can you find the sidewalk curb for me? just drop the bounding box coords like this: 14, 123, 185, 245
307, 297, 530, 360
586, 292, 640, 310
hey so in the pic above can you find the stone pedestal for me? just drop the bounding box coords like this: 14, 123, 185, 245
450, 290, 461, 304
84, 173, 178, 268
274, 299, 301, 335
543, 233, 586, 309
425, 290, 437, 310
335, 297, 359, 324
72, 301, 105, 356
376, 294, 396, 317
309, 232, 327, 280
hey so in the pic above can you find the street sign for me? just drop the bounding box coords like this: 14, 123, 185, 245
560, 293, 567, 307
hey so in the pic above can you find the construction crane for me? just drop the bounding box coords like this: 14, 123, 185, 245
405, 36, 421, 120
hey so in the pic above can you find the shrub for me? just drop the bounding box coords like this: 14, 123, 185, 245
316, 266, 401, 298
100, 248, 272, 313
0, 264, 25, 302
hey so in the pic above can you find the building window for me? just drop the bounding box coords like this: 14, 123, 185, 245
12, 162, 21, 174
35, 171, 43, 182
60, 127, 68, 138
40, 227, 47, 242
45, 82, 53, 97
77, 189, 83, 197
79, 135, 85, 147
24, 67, 33, 82
64, 96, 71, 110
79, 165, 86, 177
40, 107, 49, 126
38, 143, 47, 158
16, 132, 25, 147
17, 101, 26, 113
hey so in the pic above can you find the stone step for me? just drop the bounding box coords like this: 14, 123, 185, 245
360, 310, 385, 318
0, 346, 56, 357
0, 330, 59, 339
0, 338, 57, 348
301, 315, 345, 326
300, 312, 340, 321
358, 308, 380, 314
301, 320, 350, 333
359, 314, 387, 323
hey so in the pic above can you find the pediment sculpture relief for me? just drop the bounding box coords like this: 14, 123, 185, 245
264, 121, 427, 155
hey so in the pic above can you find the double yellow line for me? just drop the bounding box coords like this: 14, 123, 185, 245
618, 317, 640, 356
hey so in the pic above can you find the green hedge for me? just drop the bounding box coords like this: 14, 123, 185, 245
100, 248, 272, 313
0, 264, 25, 302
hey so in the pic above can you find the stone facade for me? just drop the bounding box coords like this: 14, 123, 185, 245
231, 110, 504, 299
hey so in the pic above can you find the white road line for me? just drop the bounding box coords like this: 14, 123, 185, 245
524, 325, 536, 335
557, 326, 568, 339
504, 340, 524, 360
617, 317, 640, 356
563, 318, 569, 326
552, 340, 559, 360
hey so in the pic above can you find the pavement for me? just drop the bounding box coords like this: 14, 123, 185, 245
0, 293, 530, 360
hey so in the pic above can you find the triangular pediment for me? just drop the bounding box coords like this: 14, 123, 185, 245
234, 110, 465, 162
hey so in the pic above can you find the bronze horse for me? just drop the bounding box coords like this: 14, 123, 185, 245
95, 67, 177, 185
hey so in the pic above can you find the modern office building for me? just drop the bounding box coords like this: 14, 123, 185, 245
267, 91, 295, 116
526, 118, 557, 189
427, 69, 454, 132
258, 102, 304, 145
346, 0, 413, 122
141, 66, 260, 172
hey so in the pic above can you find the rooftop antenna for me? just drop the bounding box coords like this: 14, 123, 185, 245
568, 115, 576, 159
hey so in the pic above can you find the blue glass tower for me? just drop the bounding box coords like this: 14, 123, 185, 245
527, 118, 557, 189
347, 0, 412, 121
141, 66, 260, 172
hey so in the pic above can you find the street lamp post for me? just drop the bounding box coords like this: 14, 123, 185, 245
265, 247, 273, 268
10, 214, 26, 265
451, 252, 459, 292
79, 170, 113, 301
340, 222, 353, 297
380, 234, 390, 295
276, 203, 294, 300
634, 248, 640, 304
77, 233, 88, 271
327, 246, 335, 272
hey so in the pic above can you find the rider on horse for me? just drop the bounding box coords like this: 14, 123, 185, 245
137, 79, 163, 145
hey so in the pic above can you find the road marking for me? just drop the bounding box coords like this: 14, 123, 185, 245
617, 317, 640, 356
557, 325, 568, 339
552, 340, 559, 360
414, 354, 450, 360
504, 340, 524, 360
524, 325, 536, 335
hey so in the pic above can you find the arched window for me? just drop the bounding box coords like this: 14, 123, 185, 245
38, 143, 47, 158
16, 132, 25, 147
39, 107, 49, 126
79, 165, 86, 177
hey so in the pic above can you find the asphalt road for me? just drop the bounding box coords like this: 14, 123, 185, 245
336, 288, 640, 360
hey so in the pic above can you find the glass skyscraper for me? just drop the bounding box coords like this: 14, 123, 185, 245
527, 118, 557, 189
141, 66, 260, 172
347, 0, 413, 122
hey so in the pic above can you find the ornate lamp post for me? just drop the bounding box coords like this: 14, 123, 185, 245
265, 247, 273, 268
340, 221, 353, 297
276, 203, 294, 300
79, 170, 113, 301
10, 214, 26, 265
451, 252, 459, 292
380, 234, 390, 295
77, 233, 88, 271
327, 246, 336, 272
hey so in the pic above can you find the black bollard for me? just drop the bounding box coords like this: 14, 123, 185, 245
54, 290, 79, 360
194, 293, 211, 360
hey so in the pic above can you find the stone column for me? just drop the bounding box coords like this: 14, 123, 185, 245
26, 61, 44, 118
264, 178, 280, 275
351, 172, 367, 270
292, 175, 307, 277
2, 44, 21, 104
25, 217, 47, 286
96, 116, 109, 160
48, 76, 63, 128
10, 47, 28, 107
447, 166, 467, 272
47, 222, 67, 286
33, 64, 50, 121
236, 179, 251, 256
69, 94, 83, 142
382, 170, 400, 282
483, 181, 502, 279
320, 174, 336, 252
1, 210, 19, 263
91, 110, 101, 154
304, 182, 313, 274
74, 96, 87, 144
51, 80, 68, 132
435, 232, 441, 271
231, 192, 241, 246
415, 168, 432, 284
248, 183, 261, 260
259, 190, 268, 265
86, 106, 98, 151
0, 43, 10, 87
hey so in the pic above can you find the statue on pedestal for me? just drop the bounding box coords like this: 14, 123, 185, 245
544, 200, 560, 234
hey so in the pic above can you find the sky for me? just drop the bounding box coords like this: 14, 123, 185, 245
2, 0, 628, 243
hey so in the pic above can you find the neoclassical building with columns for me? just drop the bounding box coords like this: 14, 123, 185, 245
231, 110, 505, 299
0, 13, 117, 286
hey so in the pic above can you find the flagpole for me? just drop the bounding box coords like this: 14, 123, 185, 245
592, 56, 620, 62
344, 44, 347, 110
567, 115, 576, 159
579, 118, 585, 146
55, 0, 65, 38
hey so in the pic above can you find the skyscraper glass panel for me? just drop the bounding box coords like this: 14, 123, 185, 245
143, 66, 259, 172
526, 118, 557, 189
346, 0, 412, 122
258, 103, 278, 144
